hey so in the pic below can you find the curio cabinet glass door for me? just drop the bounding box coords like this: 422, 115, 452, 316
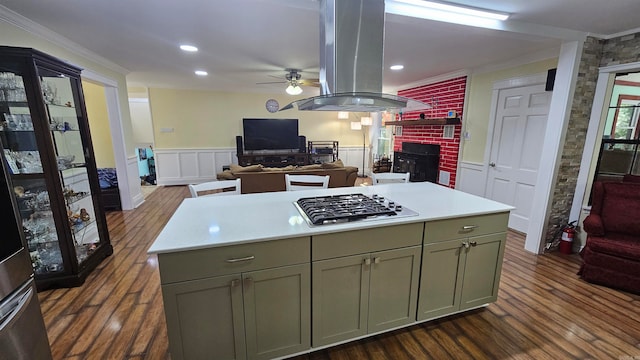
0, 46, 112, 290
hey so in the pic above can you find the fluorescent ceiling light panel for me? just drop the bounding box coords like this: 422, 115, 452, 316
180, 44, 198, 52
393, 0, 509, 20
194, 70, 208, 76
386, 0, 509, 29
390, 65, 404, 70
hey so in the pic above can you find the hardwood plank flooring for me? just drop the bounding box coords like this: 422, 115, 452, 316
38, 185, 640, 359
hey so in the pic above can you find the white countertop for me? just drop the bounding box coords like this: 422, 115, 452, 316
148, 182, 513, 254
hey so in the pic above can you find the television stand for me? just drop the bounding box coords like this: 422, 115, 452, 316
238, 152, 310, 167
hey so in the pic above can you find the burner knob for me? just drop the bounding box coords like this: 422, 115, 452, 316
395, 205, 403, 211
372, 194, 379, 199
388, 201, 395, 208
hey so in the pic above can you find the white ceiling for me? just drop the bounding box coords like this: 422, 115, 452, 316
2, 0, 639, 95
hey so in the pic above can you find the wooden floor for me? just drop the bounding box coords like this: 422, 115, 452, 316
38, 185, 640, 360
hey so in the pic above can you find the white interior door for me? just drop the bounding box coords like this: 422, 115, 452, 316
486, 84, 551, 233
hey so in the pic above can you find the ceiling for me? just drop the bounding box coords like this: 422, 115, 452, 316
2, 0, 639, 95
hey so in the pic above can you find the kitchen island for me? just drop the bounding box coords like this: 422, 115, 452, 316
149, 182, 513, 360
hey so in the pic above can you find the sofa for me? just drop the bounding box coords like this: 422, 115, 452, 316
217, 160, 358, 194
579, 181, 640, 294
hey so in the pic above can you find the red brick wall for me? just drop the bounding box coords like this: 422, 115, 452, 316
394, 76, 467, 188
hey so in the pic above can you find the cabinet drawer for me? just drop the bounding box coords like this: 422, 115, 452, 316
424, 212, 509, 243
312, 223, 423, 261
158, 237, 310, 284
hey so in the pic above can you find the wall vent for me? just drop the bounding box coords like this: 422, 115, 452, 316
443, 125, 454, 139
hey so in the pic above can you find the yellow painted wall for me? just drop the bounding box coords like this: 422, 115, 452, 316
148, 88, 365, 149
0, 20, 135, 157
462, 58, 559, 163
83, 81, 115, 167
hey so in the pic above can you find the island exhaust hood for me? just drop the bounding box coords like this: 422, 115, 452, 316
281, 0, 429, 112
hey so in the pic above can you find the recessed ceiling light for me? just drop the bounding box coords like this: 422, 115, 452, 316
195, 70, 208, 76
390, 65, 404, 70
180, 44, 198, 52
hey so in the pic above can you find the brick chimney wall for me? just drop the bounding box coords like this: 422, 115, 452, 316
394, 76, 467, 188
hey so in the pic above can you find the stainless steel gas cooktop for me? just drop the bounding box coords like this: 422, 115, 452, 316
294, 193, 418, 226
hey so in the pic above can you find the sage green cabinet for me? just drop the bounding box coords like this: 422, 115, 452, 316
162, 274, 246, 360
311, 223, 423, 347
162, 263, 310, 360
158, 237, 311, 360
417, 213, 508, 321
312, 245, 422, 347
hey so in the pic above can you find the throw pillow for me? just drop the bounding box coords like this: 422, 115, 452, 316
321, 159, 344, 169
298, 164, 323, 170
216, 170, 237, 180
230, 164, 263, 173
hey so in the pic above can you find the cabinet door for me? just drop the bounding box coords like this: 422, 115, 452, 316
243, 263, 310, 360
459, 232, 505, 310
368, 246, 421, 333
162, 274, 246, 360
417, 239, 466, 321
312, 254, 370, 347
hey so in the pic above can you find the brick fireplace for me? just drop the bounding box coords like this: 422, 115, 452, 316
394, 76, 467, 188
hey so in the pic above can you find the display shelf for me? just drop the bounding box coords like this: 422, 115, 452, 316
0, 46, 112, 290
384, 117, 461, 126
308, 140, 338, 163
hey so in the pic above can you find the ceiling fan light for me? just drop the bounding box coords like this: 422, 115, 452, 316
286, 84, 303, 95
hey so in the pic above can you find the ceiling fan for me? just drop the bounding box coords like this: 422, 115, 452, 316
257, 69, 320, 95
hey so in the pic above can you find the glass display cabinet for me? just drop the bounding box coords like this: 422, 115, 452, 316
0, 46, 112, 290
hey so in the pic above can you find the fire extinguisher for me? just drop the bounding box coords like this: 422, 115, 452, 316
559, 221, 577, 254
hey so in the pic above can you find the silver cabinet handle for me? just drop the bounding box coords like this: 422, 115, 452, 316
226, 255, 255, 263
364, 258, 371, 265
374, 257, 381, 264
489, 162, 496, 167
470, 241, 477, 247
461, 225, 477, 231
461, 241, 470, 249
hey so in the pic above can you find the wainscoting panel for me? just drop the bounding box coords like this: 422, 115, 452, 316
457, 161, 486, 196
197, 152, 215, 178
178, 152, 198, 178
128, 155, 144, 209
155, 147, 368, 185
156, 148, 237, 185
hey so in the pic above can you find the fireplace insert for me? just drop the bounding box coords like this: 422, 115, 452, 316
392, 143, 440, 183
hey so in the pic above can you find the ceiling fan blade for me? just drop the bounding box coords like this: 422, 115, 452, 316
298, 79, 320, 87
256, 80, 287, 85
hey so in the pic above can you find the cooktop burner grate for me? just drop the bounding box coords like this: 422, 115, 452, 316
294, 193, 409, 225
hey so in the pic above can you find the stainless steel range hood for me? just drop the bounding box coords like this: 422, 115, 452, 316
281, 0, 429, 112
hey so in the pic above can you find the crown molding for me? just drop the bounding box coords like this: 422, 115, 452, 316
597, 27, 640, 40
471, 46, 560, 75
0, 5, 129, 75
385, 69, 470, 93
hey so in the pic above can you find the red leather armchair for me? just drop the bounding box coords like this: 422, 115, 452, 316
579, 181, 640, 294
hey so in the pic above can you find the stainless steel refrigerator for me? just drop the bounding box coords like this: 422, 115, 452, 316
0, 165, 52, 359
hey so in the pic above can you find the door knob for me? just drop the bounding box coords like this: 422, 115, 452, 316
489, 162, 496, 167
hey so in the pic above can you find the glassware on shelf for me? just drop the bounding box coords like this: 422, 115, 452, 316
2, 114, 34, 131
5, 150, 43, 173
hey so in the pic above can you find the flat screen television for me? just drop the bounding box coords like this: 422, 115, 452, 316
242, 118, 299, 151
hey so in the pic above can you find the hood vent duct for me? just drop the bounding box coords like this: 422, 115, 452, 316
281, 0, 429, 112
